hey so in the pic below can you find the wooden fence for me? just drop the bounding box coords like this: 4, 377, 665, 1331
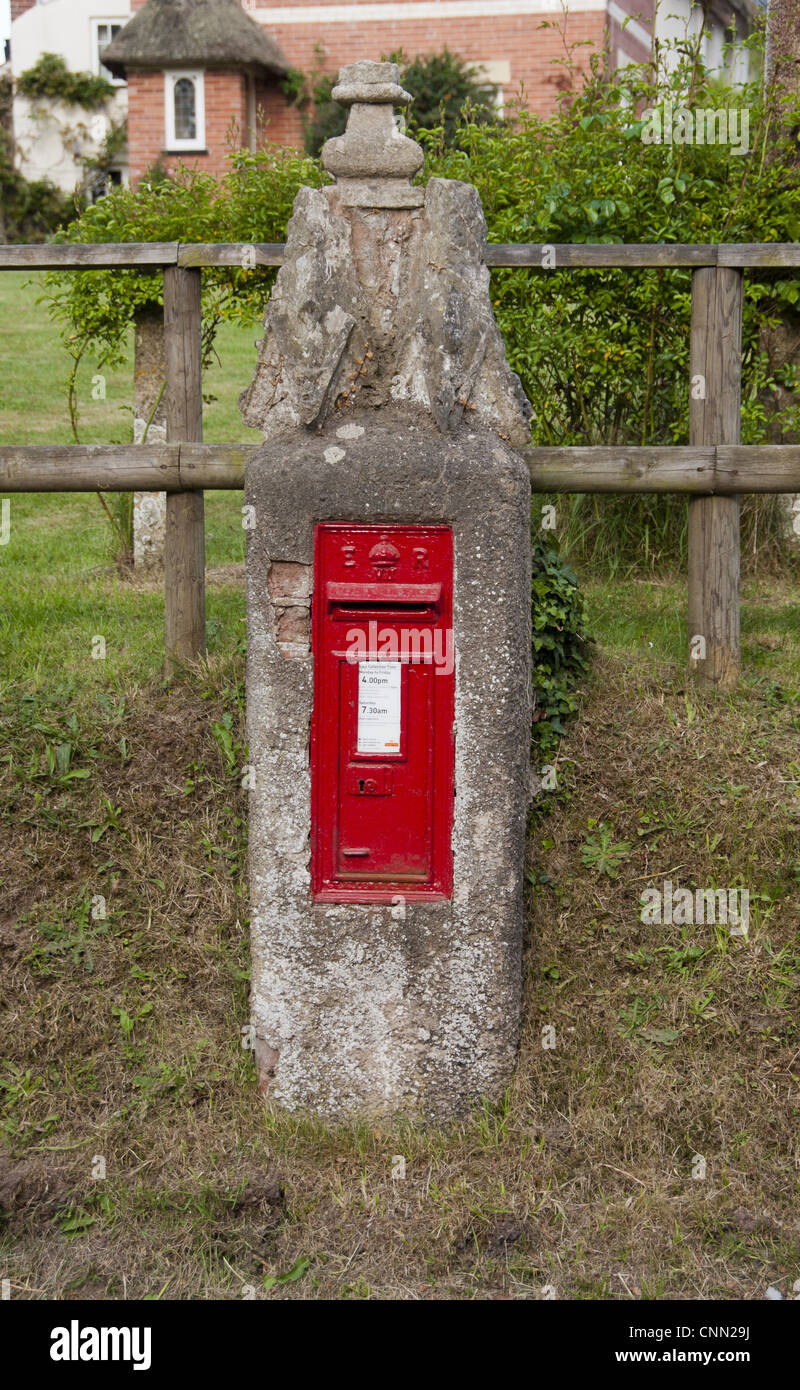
3, 241, 800, 685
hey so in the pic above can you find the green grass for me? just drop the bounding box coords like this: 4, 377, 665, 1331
0, 269, 262, 447
0, 270, 259, 695
1, 273, 800, 1301
0, 488, 247, 697
586, 573, 800, 680
1, 272, 134, 447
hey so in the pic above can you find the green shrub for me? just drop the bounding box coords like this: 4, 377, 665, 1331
421, 24, 800, 571
43, 146, 325, 437
531, 538, 590, 759
298, 49, 496, 157
400, 49, 496, 144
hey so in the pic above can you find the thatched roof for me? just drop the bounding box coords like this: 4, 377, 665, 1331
101, 0, 290, 79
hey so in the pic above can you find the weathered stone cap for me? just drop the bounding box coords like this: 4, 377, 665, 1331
331, 60, 413, 107
322, 59, 423, 184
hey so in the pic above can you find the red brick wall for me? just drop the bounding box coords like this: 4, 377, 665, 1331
10, 0, 36, 20
123, 1, 656, 176
127, 68, 249, 186
266, 11, 608, 119
255, 78, 305, 148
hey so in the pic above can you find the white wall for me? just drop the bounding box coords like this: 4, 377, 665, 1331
11, 0, 131, 192
655, 1, 753, 85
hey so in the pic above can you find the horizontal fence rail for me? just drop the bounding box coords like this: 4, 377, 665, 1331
525, 445, 800, 493
3, 444, 800, 495
3, 240, 799, 685
0, 444, 249, 491
0, 242, 182, 269
483, 243, 800, 268
3, 242, 800, 271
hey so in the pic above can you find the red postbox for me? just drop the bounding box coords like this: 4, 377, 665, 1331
311, 522, 455, 901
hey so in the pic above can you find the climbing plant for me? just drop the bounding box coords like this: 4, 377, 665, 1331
530, 539, 590, 760
18, 53, 115, 109
0, 129, 79, 242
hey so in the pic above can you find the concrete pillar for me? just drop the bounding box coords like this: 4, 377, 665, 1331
241, 62, 533, 1120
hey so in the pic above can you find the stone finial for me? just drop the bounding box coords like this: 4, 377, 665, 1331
331, 59, 413, 107
322, 59, 424, 208
240, 58, 532, 445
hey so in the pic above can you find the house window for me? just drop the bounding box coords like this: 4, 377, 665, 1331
474, 62, 511, 118
93, 20, 125, 85
164, 71, 206, 151
89, 168, 123, 203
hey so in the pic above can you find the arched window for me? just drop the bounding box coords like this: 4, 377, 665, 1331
174, 78, 196, 141
164, 71, 205, 151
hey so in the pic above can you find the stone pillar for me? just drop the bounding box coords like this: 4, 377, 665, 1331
132, 306, 167, 568
241, 62, 533, 1120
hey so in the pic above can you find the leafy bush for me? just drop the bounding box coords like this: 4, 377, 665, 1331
0, 130, 80, 243
422, 24, 800, 570
400, 50, 497, 144
43, 146, 325, 436
531, 538, 590, 759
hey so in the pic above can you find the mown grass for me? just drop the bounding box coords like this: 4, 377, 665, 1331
0, 270, 262, 447
1, 275, 799, 1300
0, 270, 256, 695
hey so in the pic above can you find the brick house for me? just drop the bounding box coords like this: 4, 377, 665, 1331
101, 0, 291, 182
103, 0, 757, 188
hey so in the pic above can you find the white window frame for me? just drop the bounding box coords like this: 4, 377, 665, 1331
474, 61, 511, 118
164, 69, 206, 151
92, 19, 126, 87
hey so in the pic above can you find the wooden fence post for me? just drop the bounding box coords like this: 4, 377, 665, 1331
688, 266, 743, 689
163, 265, 205, 674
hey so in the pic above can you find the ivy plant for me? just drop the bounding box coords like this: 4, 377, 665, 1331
18, 53, 115, 109
531, 538, 590, 759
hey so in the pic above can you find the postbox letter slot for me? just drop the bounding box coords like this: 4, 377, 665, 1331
326, 581, 442, 608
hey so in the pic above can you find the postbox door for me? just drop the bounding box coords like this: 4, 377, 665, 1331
311, 523, 454, 902
337, 655, 432, 882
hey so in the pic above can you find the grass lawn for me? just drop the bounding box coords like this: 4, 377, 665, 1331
0, 270, 263, 447
1, 275, 799, 1300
